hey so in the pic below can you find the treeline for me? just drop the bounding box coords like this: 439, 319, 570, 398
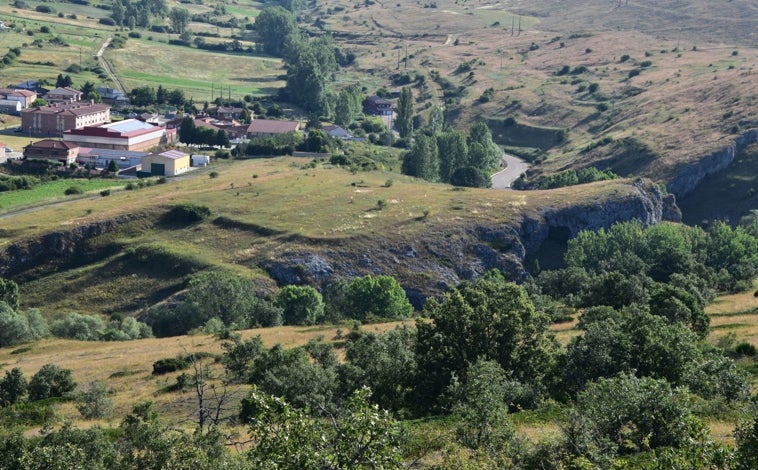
143, 271, 413, 337
177, 116, 230, 147
514, 166, 619, 189
0, 289, 152, 348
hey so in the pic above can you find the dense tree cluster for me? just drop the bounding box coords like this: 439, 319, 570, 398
178, 116, 230, 148
109, 0, 168, 29
402, 121, 501, 187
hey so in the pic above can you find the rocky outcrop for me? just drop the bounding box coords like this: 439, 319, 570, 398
260, 178, 677, 305
667, 129, 758, 198
0, 212, 155, 280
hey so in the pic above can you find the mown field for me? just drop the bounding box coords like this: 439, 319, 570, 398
0, 178, 126, 214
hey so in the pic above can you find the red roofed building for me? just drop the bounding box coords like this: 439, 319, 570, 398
63, 118, 176, 151
23, 139, 79, 165
245, 119, 300, 137
21, 102, 111, 136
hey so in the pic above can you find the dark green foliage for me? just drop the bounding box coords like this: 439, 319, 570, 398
565, 374, 707, 463
343, 275, 413, 321
28, 364, 76, 401
254, 6, 297, 56
534, 167, 618, 189
107, 159, 119, 173
416, 272, 558, 409
244, 386, 403, 468
152, 357, 190, 375
401, 134, 439, 181
339, 327, 417, 413
396, 86, 414, 138
0, 368, 27, 407
735, 401, 758, 470
564, 307, 702, 394
436, 130, 469, 183
450, 166, 491, 188
64, 186, 83, 195
0, 278, 20, 311
275, 285, 325, 325
221, 336, 265, 381
162, 203, 211, 224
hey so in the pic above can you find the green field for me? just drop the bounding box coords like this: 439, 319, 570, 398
0, 179, 126, 214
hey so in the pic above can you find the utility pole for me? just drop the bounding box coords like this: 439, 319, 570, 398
511, 16, 515, 36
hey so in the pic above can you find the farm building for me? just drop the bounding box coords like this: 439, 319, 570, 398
141, 150, 190, 176
63, 119, 176, 151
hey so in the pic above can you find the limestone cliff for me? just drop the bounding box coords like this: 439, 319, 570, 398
667, 129, 758, 199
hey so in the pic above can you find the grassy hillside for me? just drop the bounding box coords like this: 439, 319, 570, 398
2, 156, 632, 316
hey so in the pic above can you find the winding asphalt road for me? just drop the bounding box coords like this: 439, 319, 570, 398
491, 154, 529, 189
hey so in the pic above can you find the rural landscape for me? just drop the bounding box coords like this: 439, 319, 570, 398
0, 0, 757, 467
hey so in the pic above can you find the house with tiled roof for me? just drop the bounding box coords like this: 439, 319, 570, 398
245, 119, 301, 137
23, 139, 79, 165
0, 88, 37, 108
63, 118, 176, 151
95, 86, 130, 106
45, 86, 84, 103
14, 80, 49, 95
21, 102, 111, 136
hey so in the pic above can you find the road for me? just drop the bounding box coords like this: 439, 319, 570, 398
491, 154, 529, 189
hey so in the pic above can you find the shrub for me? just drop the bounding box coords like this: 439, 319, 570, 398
162, 203, 212, 224
35, 5, 54, 13
50, 313, 104, 341
0, 304, 48, 347
99, 189, 111, 197
28, 364, 76, 401
734, 342, 757, 357
628, 68, 641, 78
75, 381, 113, 419
209, 171, 219, 178
99, 18, 116, 26
619, 54, 630, 62
588, 83, 599, 93
640, 60, 653, 67
152, 357, 191, 375
64, 186, 83, 195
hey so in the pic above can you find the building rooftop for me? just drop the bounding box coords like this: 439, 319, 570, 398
157, 149, 188, 160
246, 119, 300, 134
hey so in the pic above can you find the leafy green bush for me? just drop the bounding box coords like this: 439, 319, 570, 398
64, 186, 83, 195
28, 364, 76, 401
152, 357, 190, 375
162, 203, 212, 224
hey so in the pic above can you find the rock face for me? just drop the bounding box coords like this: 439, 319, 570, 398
260, 178, 678, 306
666, 129, 758, 199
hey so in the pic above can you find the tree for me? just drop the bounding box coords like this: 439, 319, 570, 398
415, 273, 558, 408
344, 275, 413, 321
106, 159, 119, 173
76, 381, 113, 419
28, 364, 76, 401
401, 134, 439, 181
436, 130, 469, 183
735, 401, 758, 470
244, 386, 404, 469
185, 270, 273, 329
254, 6, 297, 57
168, 7, 190, 34
55, 74, 72, 88
0, 302, 48, 347
565, 374, 707, 462
0, 277, 20, 311
129, 86, 156, 106
396, 86, 413, 138
449, 359, 518, 458
275, 285, 325, 325
167, 89, 185, 107
80, 81, 100, 102
0, 367, 27, 407
178, 116, 198, 145
427, 106, 444, 134
334, 85, 363, 126
467, 122, 501, 171
340, 327, 417, 413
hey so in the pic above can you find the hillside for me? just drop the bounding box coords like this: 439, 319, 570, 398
1, 157, 674, 316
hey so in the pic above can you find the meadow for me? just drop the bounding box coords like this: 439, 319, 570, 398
0, 178, 126, 214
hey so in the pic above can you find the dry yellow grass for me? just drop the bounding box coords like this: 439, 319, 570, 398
0, 320, 410, 427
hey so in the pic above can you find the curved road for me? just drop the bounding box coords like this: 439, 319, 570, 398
491, 154, 529, 189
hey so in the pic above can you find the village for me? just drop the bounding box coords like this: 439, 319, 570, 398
0, 81, 391, 177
